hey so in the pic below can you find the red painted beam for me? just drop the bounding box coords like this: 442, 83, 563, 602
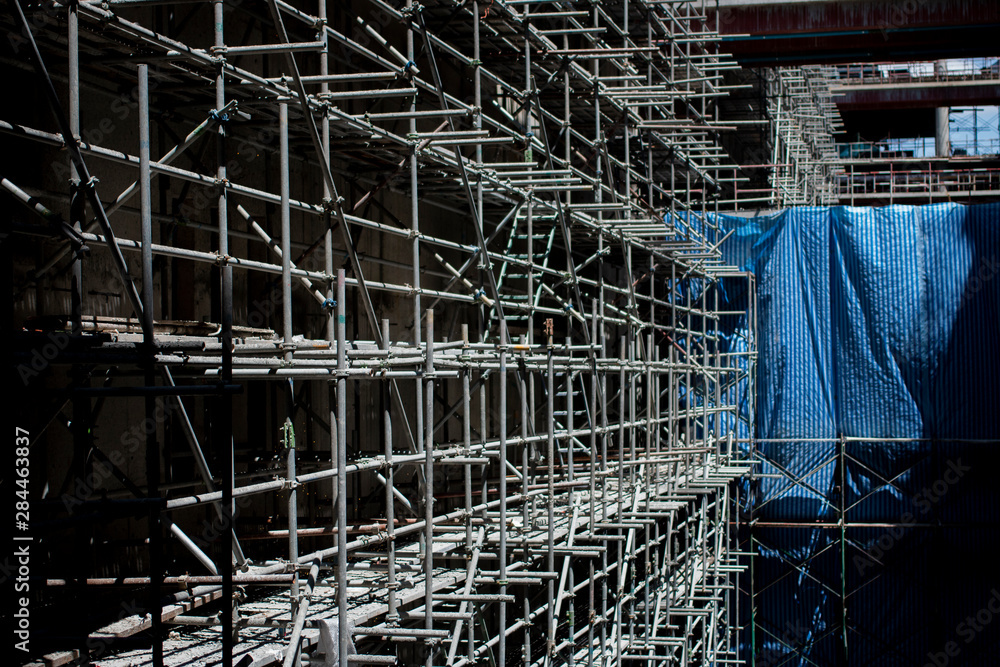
714, 0, 999, 36
711, 0, 1000, 64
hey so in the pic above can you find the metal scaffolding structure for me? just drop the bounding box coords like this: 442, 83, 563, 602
5, 0, 756, 665
765, 66, 843, 208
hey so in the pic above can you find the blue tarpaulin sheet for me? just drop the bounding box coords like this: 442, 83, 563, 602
709, 204, 1000, 666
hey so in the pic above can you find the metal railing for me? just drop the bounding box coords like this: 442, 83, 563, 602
834, 59, 1000, 86
835, 166, 1000, 201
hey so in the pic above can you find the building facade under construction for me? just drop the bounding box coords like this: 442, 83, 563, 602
6, 0, 999, 666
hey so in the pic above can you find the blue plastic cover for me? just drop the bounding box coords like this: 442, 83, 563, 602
710, 204, 1000, 666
